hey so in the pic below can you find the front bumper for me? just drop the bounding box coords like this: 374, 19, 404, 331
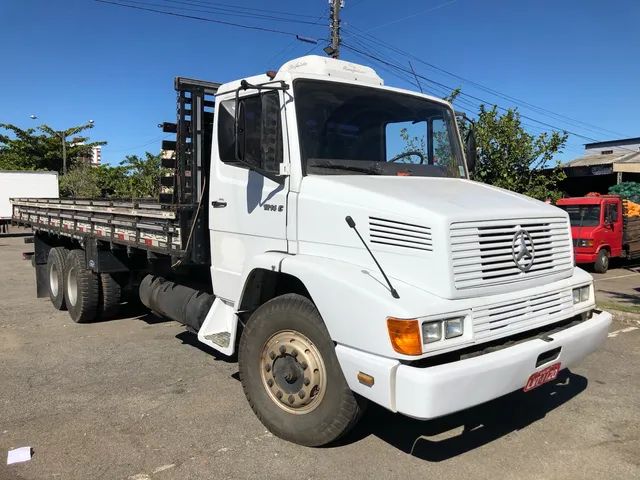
336, 310, 611, 420
574, 251, 598, 264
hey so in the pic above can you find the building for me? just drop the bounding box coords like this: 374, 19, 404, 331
90, 146, 102, 166
71, 141, 102, 167
557, 137, 640, 196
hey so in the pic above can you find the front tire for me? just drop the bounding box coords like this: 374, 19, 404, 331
47, 247, 68, 310
238, 294, 365, 447
64, 250, 99, 323
594, 249, 609, 273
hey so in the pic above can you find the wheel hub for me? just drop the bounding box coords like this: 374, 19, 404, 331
260, 330, 326, 414
50, 263, 59, 297
67, 267, 78, 306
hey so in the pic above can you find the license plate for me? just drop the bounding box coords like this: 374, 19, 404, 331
523, 362, 561, 392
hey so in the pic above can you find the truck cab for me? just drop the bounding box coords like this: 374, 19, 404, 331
199, 56, 610, 444
556, 195, 623, 272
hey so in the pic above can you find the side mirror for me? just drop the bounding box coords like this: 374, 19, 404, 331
465, 129, 477, 174
260, 93, 283, 174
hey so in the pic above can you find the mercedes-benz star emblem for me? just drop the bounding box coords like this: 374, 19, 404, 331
512, 229, 535, 272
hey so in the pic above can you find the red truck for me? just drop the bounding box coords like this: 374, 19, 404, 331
556, 195, 640, 272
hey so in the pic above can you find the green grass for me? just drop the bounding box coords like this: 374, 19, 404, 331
597, 300, 640, 315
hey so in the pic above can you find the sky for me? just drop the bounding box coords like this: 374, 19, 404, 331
1, 0, 639, 165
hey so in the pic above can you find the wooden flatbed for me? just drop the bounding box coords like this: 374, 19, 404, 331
12, 197, 185, 256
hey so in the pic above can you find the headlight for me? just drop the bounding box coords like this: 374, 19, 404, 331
421, 317, 465, 343
573, 285, 590, 304
575, 239, 594, 247
444, 318, 464, 339
422, 321, 442, 343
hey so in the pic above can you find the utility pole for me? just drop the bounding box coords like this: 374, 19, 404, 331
325, 0, 343, 58
60, 132, 67, 175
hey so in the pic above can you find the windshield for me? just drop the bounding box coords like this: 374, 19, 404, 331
293, 80, 466, 178
558, 205, 601, 227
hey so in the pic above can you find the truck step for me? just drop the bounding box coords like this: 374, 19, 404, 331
204, 331, 231, 348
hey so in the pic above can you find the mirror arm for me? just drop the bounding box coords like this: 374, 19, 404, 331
455, 111, 475, 126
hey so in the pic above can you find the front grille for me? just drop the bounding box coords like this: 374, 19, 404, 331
368, 216, 432, 252
473, 289, 574, 341
451, 218, 572, 289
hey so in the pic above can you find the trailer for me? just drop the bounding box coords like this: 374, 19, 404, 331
0, 170, 58, 233
13, 56, 611, 447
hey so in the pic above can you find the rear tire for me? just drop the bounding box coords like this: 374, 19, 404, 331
100, 273, 122, 319
238, 294, 365, 447
594, 249, 609, 273
64, 250, 99, 323
47, 247, 68, 310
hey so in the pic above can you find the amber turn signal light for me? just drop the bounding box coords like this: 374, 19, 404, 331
387, 317, 422, 356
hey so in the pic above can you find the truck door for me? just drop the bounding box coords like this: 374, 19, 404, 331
603, 200, 622, 257
209, 89, 289, 302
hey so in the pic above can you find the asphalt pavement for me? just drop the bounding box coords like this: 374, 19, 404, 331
1, 233, 638, 480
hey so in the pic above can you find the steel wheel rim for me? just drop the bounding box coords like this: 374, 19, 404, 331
50, 262, 59, 297
260, 330, 327, 415
67, 266, 78, 306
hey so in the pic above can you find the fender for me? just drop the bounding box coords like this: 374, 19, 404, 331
199, 251, 290, 356
278, 254, 444, 358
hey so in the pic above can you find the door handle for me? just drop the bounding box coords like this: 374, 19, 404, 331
212, 200, 227, 208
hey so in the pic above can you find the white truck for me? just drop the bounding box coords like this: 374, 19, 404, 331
1, 170, 58, 232
12, 56, 611, 447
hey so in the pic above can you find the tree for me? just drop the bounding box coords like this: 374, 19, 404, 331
115, 152, 165, 198
59, 161, 101, 197
399, 89, 568, 201
0, 122, 106, 173
468, 105, 567, 201
58, 151, 165, 199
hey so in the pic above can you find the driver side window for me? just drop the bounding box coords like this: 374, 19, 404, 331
605, 203, 618, 223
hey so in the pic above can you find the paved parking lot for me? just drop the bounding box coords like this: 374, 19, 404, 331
591, 259, 640, 312
1, 233, 639, 480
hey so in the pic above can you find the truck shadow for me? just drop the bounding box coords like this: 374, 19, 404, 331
599, 290, 640, 305
96, 302, 173, 324
174, 330, 238, 363
339, 369, 587, 461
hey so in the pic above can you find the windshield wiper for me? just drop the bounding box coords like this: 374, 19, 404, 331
308, 161, 381, 175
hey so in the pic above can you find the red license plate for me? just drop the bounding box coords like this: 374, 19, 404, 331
523, 362, 561, 392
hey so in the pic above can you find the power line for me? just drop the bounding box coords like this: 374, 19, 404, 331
106, 134, 170, 154
264, 5, 329, 69
158, 0, 321, 19
343, 25, 630, 139
340, 42, 639, 153
122, 0, 330, 25
364, 0, 457, 32
95, 0, 309, 36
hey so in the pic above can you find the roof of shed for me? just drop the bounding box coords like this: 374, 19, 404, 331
562, 150, 640, 168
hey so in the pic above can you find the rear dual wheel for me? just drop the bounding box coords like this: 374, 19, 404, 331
47, 248, 122, 322
47, 247, 68, 310
64, 250, 100, 323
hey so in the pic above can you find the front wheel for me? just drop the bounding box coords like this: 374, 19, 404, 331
238, 294, 365, 446
594, 249, 609, 273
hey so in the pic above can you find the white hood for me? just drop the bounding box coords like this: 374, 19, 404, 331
296, 176, 573, 300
